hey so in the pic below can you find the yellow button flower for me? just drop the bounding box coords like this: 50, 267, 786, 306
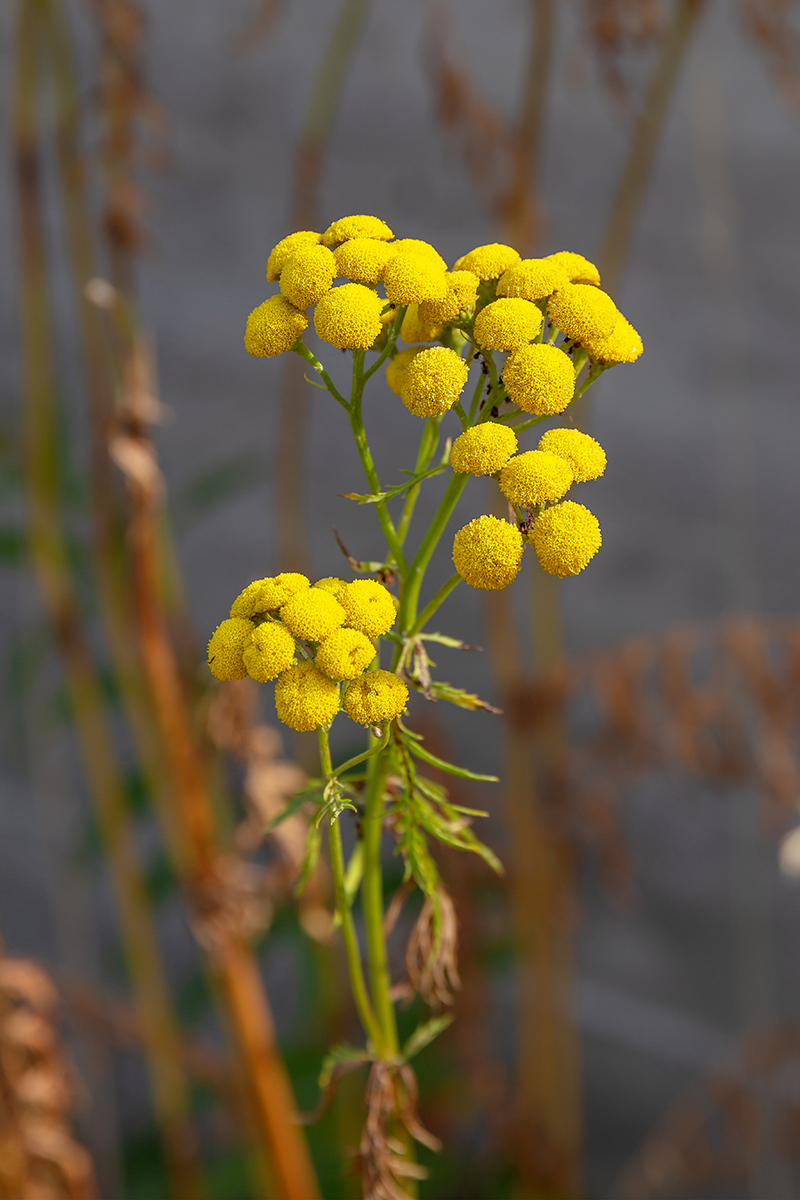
383, 253, 448, 305
274, 663, 340, 731
266, 231, 322, 283
343, 670, 408, 726
537, 428, 606, 482
496, 257, 569, 302
452, 514, 524, 590
498, 450, 574, 507
230, 573, 309, 618
207, 618, 254, 681
280, 589, 346, 641
391, 239, 447, 269
279, 244, 337, 309
244, 296, 308, 357
242, 622, 296, 682
340, 579, 397, 637
547, 283, 617, 343
314, 283, 384, 349
313, 577, 347, 598
400, 304, 443, 345
454, 244, 521, 280
322, 215, 394, 246
530, 501, 601, 576
334, 238, 396, 284
385, 347, 425, 396
450, 423, 518, 476
581, 315, 643, 364
473, 297, 543, 351
545, 250, 600, 286
419, 270, 479, 324
400, 346, 469, 417
315, 628, 376, 680
502, 344, 574, 415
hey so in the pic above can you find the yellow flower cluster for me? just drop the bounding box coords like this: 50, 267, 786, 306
454, 243, 520, 280
502, 344, 574, 415
499, 450, 574, 507
529, 501, 602, 576
400, 304, 443, 345
401, 347, 469, 417
208, 572, 405, 731
473, 298, 543, 351
419, 270, 479, 324
450, 423, 518, 476
244, 296, 308, 358
497, 257, 569, 302
280, 244, 337, 309
452, 515, 524, 590
537, 428, 606, 482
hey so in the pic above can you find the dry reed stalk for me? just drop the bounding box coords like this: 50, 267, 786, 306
113, 343, 320, 1200
0, 949, 98, 1200
275, 0, 373, 573
13, 7, 204, 1197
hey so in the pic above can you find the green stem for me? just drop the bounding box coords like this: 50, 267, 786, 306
362, 305, 406, 382
410, 573, 461, 636
361, 743, 398, 1057
468, 360, 487, 422
350, 351, 407, 573
396, 472, 469, 639
318, 729, 382, 1049
332, 725, 391, 778
291, 341, 349, 409
397, 417, 441, 546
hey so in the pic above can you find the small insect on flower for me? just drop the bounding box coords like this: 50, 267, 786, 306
385, 347, 426, 396
242, 622, 296, 682
473, 297, 543, 351
502, 344, 575, 415
244, 296, 308, 358
452, 514, 524, 590
274, 662, 341, 731
529, 500, 602, 576
339, 579, 397, 637
537, 428, 606, 482
400, 346, 469, 417
454, 243, 521, 280
343, 670, 409, 726
280, 244, 337, 309
496, 257, 569, 302
498, 450, 574, 507
316, 628, 377, 680
314, 283, 385, 350
581, 314, 643, 364
207, 618, 254, 681
322, 214, 394, 246
418, 270, 480, 324
266, 230, 322, 282
280, 589, 346, 642
545, 250, 600, 286
450, 423, 518, 476
547, 282, 618, 343
230, 573, 310, 618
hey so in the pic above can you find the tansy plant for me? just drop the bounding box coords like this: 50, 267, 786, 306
208, 214, 642, 1191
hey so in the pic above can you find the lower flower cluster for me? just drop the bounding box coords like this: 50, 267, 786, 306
207, 573, 408, 732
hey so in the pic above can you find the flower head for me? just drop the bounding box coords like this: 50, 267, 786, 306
581, 315, 643, 364
450, 423, 518, 476
391, 239, 447, 269
313, 577, 347, 598
266, 231, 322, 283
207, 618, 254, 680
385, 347, 426, 396
383, 253, 448, 305
545, 251, 600, 286
244, 296, 307, 357
242, 622, 296, 682
499, 450, 574, 507
343, 670, 408, 726
473, 297, 543, 351
279, 244, 337, 309
315, 628, 376, 680
400, 346, 469, 417
230, 574, 309, 618
418, 270, 479, 324
400, 304, 443, 345
339, 579, 396, 637
530, 501, 601, 576
502, 344, 574, 415
314, 283, 384, 349
334, 238, 396, 284
322, 215, 394, 246
547, 283, 617, 343
497, 257, 569, 302
280, 588, 345, 641
274, 663, 340, 731
452, 515, 524, 590
537, 428, 606, 482
454, 244, 521, 280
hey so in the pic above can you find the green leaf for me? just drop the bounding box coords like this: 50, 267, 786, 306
318, 1043, 374, 1090
294, 823, 322, 897
403, 1014, 454, 1061
428, 680, 502, 714
264, 784, 321, 834
407, 740, 498, 782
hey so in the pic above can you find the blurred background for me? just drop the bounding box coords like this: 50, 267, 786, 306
3, 0, 800, 1197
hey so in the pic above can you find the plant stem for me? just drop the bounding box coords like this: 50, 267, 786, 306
350, 353, 407, 574
361, 744, 398, 1057
362, 305, 405, 382
397, 473, 469, 638
397, 417, 441, 546
410, 573, 462, 636
292, 342, 349, 409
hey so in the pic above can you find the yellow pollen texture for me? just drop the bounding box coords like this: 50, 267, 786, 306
497, 257, 569, 302
400, 304, 443, 345
582, 315, 643, 364
334, 238, 396, 284
231, 574, 309, 617
313, 577, 347, 598
454, 244, 521, 280
400, 346, 469, 417
322, 215, 394, 245
547, 283, 617, 343
383, 254, 448, 305
530, 501, 602, 577
207, 618, 254, 681
343, 671, 409, 726
279, 244, 337, 309
419, 270, 479, 324
450, 423, 518, 476
314, 283, 384, 350
242, 622, 296, 682
244, 296, 308, 357
386, 347, 425, 396
452, 515, 524, 590
274, 663, 340, 731
537, 428, 606, 482
280, 589, 345, 641
316, 628, 377, 680
502, 344, 575, 415
545, 251, 601, 286
499, 450, 574, 507
391, 239, 447, 269
266, 231, 322, 283
339, 579, 396, 638
473, 297, 543, 351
